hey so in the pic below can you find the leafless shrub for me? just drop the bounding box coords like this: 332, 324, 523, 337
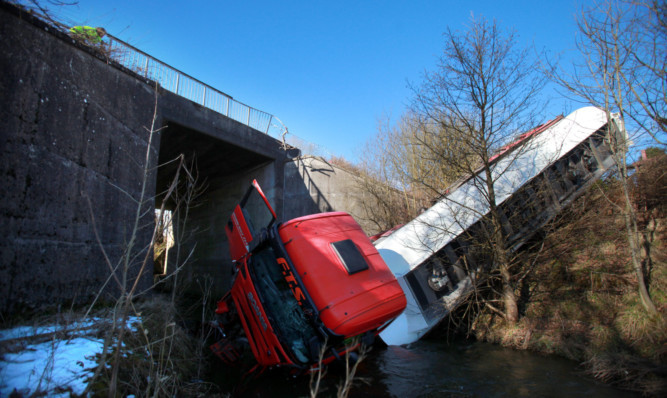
80, 86, 211, 397
308, 338, 370, 398
336, 342, 370, 398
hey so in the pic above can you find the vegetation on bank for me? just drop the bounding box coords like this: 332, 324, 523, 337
466, 153, 666, 396
348, 0, 666, 394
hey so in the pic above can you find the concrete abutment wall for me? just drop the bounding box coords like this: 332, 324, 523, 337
0, 3, 160, 314
0, 2, 382, 315
0, 3, 296, 313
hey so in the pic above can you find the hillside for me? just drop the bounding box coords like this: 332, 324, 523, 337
473, 153, 667, 395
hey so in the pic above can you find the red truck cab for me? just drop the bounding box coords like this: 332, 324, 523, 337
211, 180, 406, 374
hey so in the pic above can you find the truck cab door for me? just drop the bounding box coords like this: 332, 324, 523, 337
225, 180, 277, 262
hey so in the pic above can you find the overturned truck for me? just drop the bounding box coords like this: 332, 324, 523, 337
209, 107, 625, 373
210, 181, 406, 375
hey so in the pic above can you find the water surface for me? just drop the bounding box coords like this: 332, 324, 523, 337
234, 339, 636, 397
369, 339, 634, 397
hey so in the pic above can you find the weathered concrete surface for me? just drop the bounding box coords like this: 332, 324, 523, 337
0, 3, 160, 314
0, 2, 293, 313
284, 156, 381, 235
155, 104, 289, 297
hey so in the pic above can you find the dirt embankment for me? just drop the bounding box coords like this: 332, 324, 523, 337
475, 154, 667, 396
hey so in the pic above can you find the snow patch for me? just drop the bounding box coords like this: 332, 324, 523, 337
0, 317, 140, 397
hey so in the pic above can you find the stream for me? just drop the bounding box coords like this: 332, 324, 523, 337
232, 339, 637, 397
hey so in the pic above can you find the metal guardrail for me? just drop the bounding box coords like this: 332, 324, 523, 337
16, 0, 305, 149
102, 34, 286, 137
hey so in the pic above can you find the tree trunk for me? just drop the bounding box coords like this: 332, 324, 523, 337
494, 227, 519, 323
621, 179, 658, 314
499, 261, 520, 323
486, 168, 520, 323
610, 124, 659, 315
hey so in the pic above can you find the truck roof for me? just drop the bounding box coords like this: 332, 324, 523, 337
278, 212, 406, 337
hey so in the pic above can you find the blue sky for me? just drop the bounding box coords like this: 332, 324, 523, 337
47, 0, 582, 162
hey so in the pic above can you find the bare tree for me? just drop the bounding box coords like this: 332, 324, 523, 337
551, 0, 661, 314
408, 16, 548, 323
354, 110, 473, 235
351, 168, 417, 236
621, 0, 667, 141
354, 119, 426, 234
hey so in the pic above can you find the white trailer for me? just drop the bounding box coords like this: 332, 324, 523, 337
377, 106, 625, 345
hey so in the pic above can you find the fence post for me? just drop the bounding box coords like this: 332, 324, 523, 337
266, 115, 273, 134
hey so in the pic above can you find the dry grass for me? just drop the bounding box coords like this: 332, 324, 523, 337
584, 352, 667, 396
87, 295, 224, 397
472, 172, 667, 396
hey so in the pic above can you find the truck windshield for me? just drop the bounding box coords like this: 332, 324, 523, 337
249, 245, 318, 364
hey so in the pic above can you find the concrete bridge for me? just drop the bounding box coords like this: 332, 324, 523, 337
0, 2, 371, 315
